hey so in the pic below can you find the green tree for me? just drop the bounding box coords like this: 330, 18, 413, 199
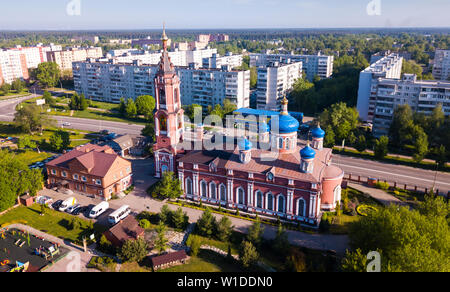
139, 219, 151, 229
141, 122, 155, 142
186, 234, 202, 257
152, 172, 183, 200
196, 208, 216, 238
273, 224, 290, 255
216, 216, 233, 242
36, 62, 61, 88
125, 98, 137, 118
118, 238, 149, 262
341, 249, 368, 272
324, 125, 335, 148
347, 200, 450, 272
42, 91, 56, 107
355, 135, 367, 152
79, 94, 89, 111
435, 145, 448, 168
135, 95, 155, 119
402, 60, 423, 79
17, 136, 37, 149
154, 221, 169, 255
184, 104, 202, 121
247, 219, 265, 248
159, 204, 172, 226
11, 78, 25, 92
239, 241, 259, 269
14, 104, 55, 134
172, 207, 189, 231
412, 125, 429, 162
0, 83, 11, 95
119, 97, 126, 115
320, 102, 359, 143
374, 136, 389, 159
389, 104, 414, 147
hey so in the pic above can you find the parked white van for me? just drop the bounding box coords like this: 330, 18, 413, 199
108, 205, 131, 225
59, 197, 77, 212
89, 201, 109, 219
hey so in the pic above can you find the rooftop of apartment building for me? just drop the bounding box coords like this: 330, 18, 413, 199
362, 53, 402, 73
376, 74, 450, 88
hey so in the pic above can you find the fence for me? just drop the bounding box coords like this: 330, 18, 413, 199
344, 173, 450, 199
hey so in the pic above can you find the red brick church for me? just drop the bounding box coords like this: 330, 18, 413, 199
153, 28, 344, 226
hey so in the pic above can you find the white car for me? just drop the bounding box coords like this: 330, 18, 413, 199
63, 122, 71, 126
66, 204, 81, 214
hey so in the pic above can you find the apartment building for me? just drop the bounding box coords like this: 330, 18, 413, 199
196, 34, 230, 42
71, 36, 100, 44
256, 60, 302, 111
73, 59, 250, 109
433, 49, 450, 81
202, 53, 243, 69
250, 53, 333, 81
372, 74, 450, 137
46, 47, 103, 71
46, 144, 132, 201
0, 50, 29, 85
179, 64, 250, 109
110, 48, 217, 68
356, 53, 403, 122
131, 37, 172, 48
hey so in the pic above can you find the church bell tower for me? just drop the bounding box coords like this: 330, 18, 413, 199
153, 24, 185, 178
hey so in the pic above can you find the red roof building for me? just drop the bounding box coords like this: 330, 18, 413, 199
46, 144, 133, 201
103, 216, 145, 247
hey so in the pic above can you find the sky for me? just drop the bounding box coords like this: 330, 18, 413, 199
0, 0, 449, 30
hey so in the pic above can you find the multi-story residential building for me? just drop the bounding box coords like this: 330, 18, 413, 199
46, 144, 133, 201
372, 74, 450, 137
131, 37, 172, 48
250, 52, 333, 81
256, 60, 302, 111
179, 64, 250, 109
112, 48, 217, 68
356, 53, 403, 122
0, 50, 29, 85
202, 53, 243, 69
73, 59, 250, 108
196, 34, 230, 43
46, 47, 103, 71
433, 49, 450, 81
71, 36, 100, 44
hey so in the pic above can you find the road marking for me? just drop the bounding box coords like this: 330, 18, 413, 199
339, 163, 450, 187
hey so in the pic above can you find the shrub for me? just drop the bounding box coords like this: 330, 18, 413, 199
139, 219, 151, 229
186, 234, 202, 257
375, 181, 390, 190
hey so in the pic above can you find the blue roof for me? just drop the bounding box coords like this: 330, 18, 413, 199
234, 108, 280, 117
278, 114, 300, 134
311, 126, 325, 138
300, 145, 316, 159
238, 139, 253, 151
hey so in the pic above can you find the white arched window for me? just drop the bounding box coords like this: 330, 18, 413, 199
267, 193, 274, 211
286, 138, 290, 150
334, 185, 342, 206
277, 195, 285, 213
186, 178, 193, 195
220, 184, 227, 202
256, 191, 263, 209
278, 137, 283, 149
210, 182, 217, 200
200, 181, 208, 198
297, 198, 306, 217
237, 188, 245, 205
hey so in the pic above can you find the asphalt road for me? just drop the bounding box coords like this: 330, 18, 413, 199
1, 96, 448, 193
0, 95, 145, 135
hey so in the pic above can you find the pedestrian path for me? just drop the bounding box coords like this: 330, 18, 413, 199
349, 183, 407, 206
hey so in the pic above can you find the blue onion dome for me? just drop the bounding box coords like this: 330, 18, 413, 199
300, 145, 316, 159
278, 114, 300, 134
259, 122, 270, 133
311, 125, 325, 139
238, 138, 253, 151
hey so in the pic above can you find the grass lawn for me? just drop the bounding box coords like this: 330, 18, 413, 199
87, 256, 117, 272
160, 249, 245, 272
12, 150, 53, 165
0, 205, 107, 245
328, 214, 360, 235
387, 188, 425, 204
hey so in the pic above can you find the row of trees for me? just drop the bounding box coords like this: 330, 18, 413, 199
0, 79, 26, 95
0, 150, 44, 211
342, 194, 450, 272
119, 95, 155, 120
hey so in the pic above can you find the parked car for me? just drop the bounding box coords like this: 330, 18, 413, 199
72, 206, 86, 216
66, 204, 81, 214
59, 197, 77, 212
52, 200, 63, 210
36, 196, 53, 206
89, 202, 109, 219
63, 122, 71, 126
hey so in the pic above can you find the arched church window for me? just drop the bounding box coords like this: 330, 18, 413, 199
174, 88, 179, 103
220, 184, 227, 202
278, 195, 285, 213
238, 188, 245, 205
210, 182, 217, 200
298, 199, 306, 217
186, 178, 193, 195
159, 116, 167, 132
201, 181, 208, 198
267, 193, 274, 211
159, 88, 166, 105
256, 191, 263, 209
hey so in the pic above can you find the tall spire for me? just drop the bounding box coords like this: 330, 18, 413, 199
280, 94, 289, 115
161, 22, 169, 51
